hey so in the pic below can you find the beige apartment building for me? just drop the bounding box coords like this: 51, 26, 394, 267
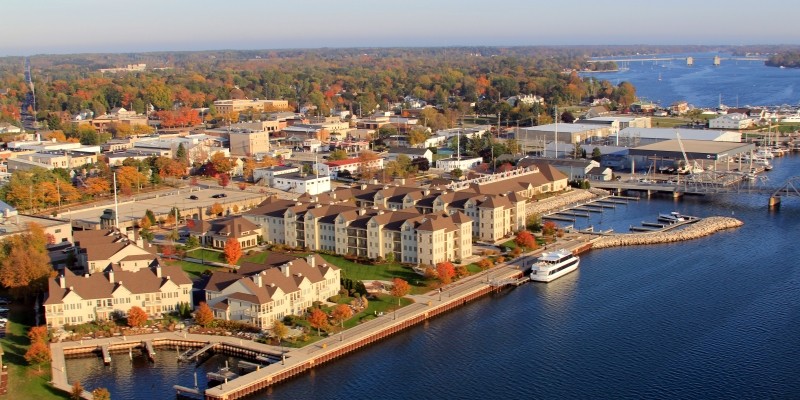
204, 254, 340, 329
245, 167, 566, 264
44, 264, 193, 329
213, 99, 290, 115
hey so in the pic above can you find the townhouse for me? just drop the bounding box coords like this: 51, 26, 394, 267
73, 229, 161, 275
203, 254, 340, 329
43, 262, 192, 329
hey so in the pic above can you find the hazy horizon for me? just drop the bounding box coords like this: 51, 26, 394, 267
2, 0, 799, 57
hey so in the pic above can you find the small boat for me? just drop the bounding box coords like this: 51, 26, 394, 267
658, 211, 685, 223
529, 249, 579, 282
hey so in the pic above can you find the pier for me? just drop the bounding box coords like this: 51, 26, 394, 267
142, 340, 156, 361
100, 344, 111, 365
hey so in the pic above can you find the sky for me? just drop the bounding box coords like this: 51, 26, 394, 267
2, 0, 800, 56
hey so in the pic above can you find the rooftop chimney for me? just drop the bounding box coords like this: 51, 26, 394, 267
280, 263, 291, 277
109, 270, 115, 284
307, 255, 315, 268
59, 275, 66, 289
253, 274, 263, 287
156, 265, 162, 278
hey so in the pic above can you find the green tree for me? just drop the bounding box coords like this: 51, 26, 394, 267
328, 149, 348, 161
176, 143, 188, 166
591, 147, 602, 162
450, 168, 463, 179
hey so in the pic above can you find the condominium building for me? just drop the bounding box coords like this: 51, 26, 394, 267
244, 167, 566, 263
73, 229, 160, 275
44, 264, 193, 329
204, 254, 340, 329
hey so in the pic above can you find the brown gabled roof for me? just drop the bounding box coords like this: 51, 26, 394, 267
245, 198, 299, 218
478, 195, 513, 209
415, 213, 458, 232
192, 216, 260, 238
44, 265, 191, 305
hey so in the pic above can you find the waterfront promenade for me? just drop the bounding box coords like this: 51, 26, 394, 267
50, 235, 598, 400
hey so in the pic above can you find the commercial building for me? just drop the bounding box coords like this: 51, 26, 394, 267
315, 158, 384, 179
613, 128, 741, 147
253, 165, 300, 186
436, 157, 482, 171
213, 99, 290, 115
272, 173, 331, 195
708, 113, 754, 130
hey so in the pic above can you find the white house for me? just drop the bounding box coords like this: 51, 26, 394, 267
436, 156, 483, 171
385, 147, 433, 164
315, 158, 384, 179
709, 113, 754, 130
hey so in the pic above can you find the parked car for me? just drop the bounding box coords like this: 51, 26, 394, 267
211, 193, 227, 198
188, 195, 199, 200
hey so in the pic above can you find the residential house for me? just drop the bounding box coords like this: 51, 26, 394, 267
188, 215, 262, 250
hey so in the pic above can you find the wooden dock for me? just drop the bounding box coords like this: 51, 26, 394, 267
101, 344, 111, 365
543, 215, 575, 222
557, 211, 591, 217
142, 340, 156, 361
179, 342, 216, 362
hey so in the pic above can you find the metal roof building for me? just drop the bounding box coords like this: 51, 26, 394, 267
629, 139, 754, 161
614, 127, 741, 146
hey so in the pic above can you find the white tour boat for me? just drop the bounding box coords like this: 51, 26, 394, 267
530, 249, 580, 282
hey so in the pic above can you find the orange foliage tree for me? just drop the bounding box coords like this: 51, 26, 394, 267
83, 177, 112, 197
542, 221, 558, 237
223, 237, 242, 265
155, 107, 202, 128
436, 261, 456, 285
25, 341, 51, 372
194, 302, 214, 327
127, 306, 148, 328
308, 308, 329, 335
514, 230, 537, 250
208, 202, 224, 216
331, 304, 353, 325
390, 278, 410, 303
477, 258, 493, 270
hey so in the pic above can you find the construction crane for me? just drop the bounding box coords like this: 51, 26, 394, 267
675, 131, 703, 175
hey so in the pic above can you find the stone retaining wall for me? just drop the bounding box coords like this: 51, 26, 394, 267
592, 217, 743, 248
527, 188, 606, 216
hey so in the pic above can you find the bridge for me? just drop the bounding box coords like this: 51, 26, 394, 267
592, 174, 800, 207
587, 56, 767, 64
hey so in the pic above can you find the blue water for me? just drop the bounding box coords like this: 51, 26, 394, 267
582, 52, 800, 108
66, 156, 800, 399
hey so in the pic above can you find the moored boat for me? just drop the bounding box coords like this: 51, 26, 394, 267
658, 211, 685, 223
529, 249, 579, 282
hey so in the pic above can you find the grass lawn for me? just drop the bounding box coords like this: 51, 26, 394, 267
0, 303, 69, 399
319, 254, 422, 285
170, 259, 227, 280
185, 248, 225, 263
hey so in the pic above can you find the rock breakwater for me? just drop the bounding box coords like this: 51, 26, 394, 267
592, 217, 743, 248
528, 189, 607, 216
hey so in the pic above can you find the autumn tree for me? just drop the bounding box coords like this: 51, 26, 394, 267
0, 222, 54, 298
542, 221, 558, 237
390, 278, 410, 305
436, 261, 456, 285
83, 176, 111, 197
514, 230, 537, 250
357, 150, 380, 178
224, 237, 242, 265
194, 302, 214, 327
308, 308, 329, 336
127, 306, 148, 328
242, 158, 256, 181
70, 380, 84, 400
455, 264, 468, 278
209, 152, 232, 175
270, 319, 288, 344
208, 202, 223, 216
28, 325, 49, 344
331, 304, 353, 325
25, 341, 51, 372
407, 127, 429, 146
477, 258, 494, 270
218, 173, 230, 188
91, 388, 112, 400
